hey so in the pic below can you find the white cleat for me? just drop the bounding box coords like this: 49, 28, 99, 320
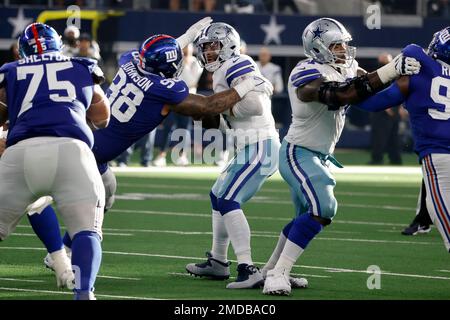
290, 276, 308, 289
45, 250, 75, 290
262, 269, 291, 296
262, 267, 308, 289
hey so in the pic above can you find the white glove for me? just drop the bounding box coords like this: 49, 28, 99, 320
233, 76, 274, 98
177, 17, 213, 49
376, 53, 421, 84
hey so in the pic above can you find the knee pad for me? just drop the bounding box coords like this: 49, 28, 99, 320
101, 168, 117, 211
282, 218, 295, 237
216, 198, 241, 215
210, 191, 219, 211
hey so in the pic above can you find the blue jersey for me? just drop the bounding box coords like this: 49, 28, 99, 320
0, 52, 99, 148
402, 44, 450, 159
92, 50, 189, 165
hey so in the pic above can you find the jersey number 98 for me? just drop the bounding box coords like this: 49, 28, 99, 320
108, 68, 144, 123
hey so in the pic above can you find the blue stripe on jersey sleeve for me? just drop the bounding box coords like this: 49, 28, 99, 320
226, 60, 252, 77
290, 68, 320, 82
226, 67, 255, 86
292, 73, 322, 87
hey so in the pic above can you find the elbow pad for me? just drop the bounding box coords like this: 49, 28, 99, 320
318, 74, 375, 111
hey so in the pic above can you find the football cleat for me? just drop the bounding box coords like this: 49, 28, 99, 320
262, 267, 308, 289
74, 291, 96, 300
186, 252, 231, 280
226, 264, 264, 289
44, 250, 74, 289
401, 222, 431, 236
262, 269, 291, 296
52, 253, 75, 290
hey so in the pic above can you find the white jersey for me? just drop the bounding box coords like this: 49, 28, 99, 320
256, 61, 284, 94
179, 57, 203, 94
285, 58, 359, 155
213, 54, 279, 150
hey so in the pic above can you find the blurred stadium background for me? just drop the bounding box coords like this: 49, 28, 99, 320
0, 0, 449, 300
1, 0, 449, 165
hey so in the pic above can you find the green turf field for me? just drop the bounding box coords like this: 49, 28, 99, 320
0, 165, 449, 300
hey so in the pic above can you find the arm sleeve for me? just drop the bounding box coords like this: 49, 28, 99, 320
355, 81, 406, 112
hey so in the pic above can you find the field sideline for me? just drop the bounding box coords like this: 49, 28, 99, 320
0, 165, 449, 300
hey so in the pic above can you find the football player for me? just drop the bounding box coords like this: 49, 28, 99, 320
0, 23, 110, 300
23, 18, 272, 285
355, 26, 450, 253
185, 22, 279, 289
261, 18, 421, 295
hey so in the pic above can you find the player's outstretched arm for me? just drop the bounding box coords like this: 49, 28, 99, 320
0, 88, 8, 126
299, 54, 419, 110
87, 84, 110, 129
168, 76, 272, 117
355, 76, 409, 112
177, 17, 213, 49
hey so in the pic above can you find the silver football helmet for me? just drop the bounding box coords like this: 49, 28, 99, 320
302, 18, 356, 68
194, 22, 241, 72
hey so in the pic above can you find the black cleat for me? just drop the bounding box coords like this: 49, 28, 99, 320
401, 222, 431, 236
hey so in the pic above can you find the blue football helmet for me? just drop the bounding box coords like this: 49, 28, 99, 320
18, 23, 63, 58
428, 27, 450, 65
137, 34, 183, 78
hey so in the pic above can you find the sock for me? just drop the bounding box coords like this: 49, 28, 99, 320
222, 209, 252, 265
263, 219, 295, 272
211, 210, 229, 262
274, 214, 323, 275
71, 231, 102, 294
27, 206, 63, 253
63, 232, 72, 250
274, 239, 304, 275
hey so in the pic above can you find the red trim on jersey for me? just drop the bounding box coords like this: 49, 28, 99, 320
31, 23, 43, 54
425, 156, 450, 232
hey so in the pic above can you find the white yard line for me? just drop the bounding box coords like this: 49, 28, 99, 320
1, 246, 447, 282
97, 275, 141, 281
118, 183, 418, 199
0, 278, 44, 283
170, 271, 330, 279
0, 287, 161, 300
111, 165, 422, 175
12, 231, 133, 237
115, 193, 415, 212
109, 208, 410, 227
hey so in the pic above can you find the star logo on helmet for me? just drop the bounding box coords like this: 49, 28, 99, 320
312, 26, 325, 40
